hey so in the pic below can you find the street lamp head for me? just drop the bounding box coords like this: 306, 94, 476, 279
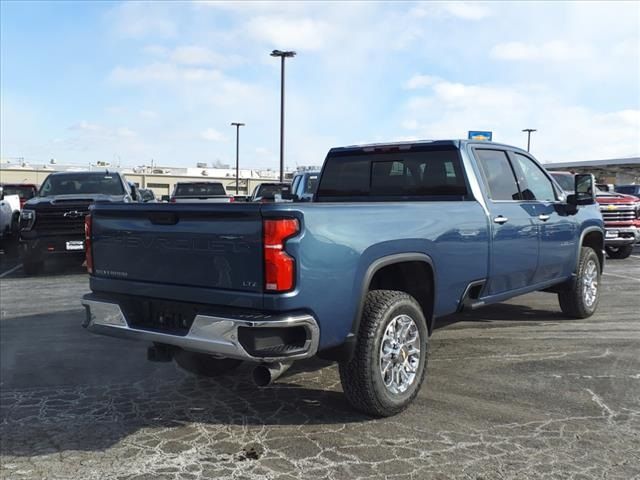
231, 122, 245, 127
522, 128, 537, 133
270, 50, 296, 58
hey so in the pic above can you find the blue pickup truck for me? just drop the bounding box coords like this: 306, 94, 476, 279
82, 140, 604, 416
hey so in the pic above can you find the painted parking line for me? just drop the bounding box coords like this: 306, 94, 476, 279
603, 272, 640, 282
0, 264, 22, 278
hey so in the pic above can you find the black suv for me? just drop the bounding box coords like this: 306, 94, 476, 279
19, 171, 136, 274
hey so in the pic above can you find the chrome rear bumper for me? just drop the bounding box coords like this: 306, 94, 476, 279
81, 295, 319, 362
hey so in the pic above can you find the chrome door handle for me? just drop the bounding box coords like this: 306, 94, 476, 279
493, 216, 508, 224
538, 214, 550, 222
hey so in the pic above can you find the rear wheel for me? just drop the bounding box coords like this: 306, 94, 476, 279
558, 246, 600, 318
605, 245, 633, 259
174, 350, 242, 377
339, 290, 428, 417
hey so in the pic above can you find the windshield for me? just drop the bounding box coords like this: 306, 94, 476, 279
616, 186, 638, 195
550, 173, 574, 192
256, 184, 289, 198
174, 183, 226, 196
305, 175, 319, 194
39, 173, 125, 196
2, 186, 36, 200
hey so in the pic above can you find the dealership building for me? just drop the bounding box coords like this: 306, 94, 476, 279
0, 161, 309, 198
544, 157, 640, 186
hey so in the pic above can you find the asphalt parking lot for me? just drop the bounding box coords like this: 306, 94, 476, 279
1, 250, 639, 480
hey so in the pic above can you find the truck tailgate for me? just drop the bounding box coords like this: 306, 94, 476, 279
91, 203, 263, 292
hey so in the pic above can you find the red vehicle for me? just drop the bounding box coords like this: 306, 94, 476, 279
0, 183, 38, 209
551, 172, 640, 259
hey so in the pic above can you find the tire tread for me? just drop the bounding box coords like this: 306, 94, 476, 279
339, 290, 427, 417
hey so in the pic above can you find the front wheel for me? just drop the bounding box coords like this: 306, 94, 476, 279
558, 246, 601, 318
339, 290, 429, 417
605, 245, 633, 259
174, 350, 242, 377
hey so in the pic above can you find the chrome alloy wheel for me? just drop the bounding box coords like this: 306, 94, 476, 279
379, 314, 421, 395
583, 259, 599, 307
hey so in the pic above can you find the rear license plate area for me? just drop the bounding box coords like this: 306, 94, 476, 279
66, 240, 84, 251
121, 299, 198, 335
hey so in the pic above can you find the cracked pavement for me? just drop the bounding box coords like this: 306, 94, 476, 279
1, 253, 639, 479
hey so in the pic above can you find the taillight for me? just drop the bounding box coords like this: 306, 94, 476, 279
170, 197, 176, 203
85, 214, 93, 274
229, 196, 235, 203
263, 218, 299, 292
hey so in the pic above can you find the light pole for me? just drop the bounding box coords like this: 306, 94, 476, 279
270, 49, 296, 182
231, 122, 245, 194
522, 128, 537, 152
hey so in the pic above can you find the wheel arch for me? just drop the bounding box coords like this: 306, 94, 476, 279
580, 227, 604, 272
319, 253, 436, 362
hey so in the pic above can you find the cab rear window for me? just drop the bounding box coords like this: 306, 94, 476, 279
316, 148, 468, 201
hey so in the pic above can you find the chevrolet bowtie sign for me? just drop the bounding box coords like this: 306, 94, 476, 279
63, 210, 84, 219
468, 131, 493, 141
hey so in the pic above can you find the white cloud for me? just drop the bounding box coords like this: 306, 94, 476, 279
410, 1, 491, 20
109, 2, 176, 38
491, 41, 592, 61
442, 2, 491, 20
68, 122, 138, 139
200, 128, 226, 142
109, 63, 223, 85
246, 16, 333, 51
401, 76, 640, 161
69, 121, 103, 133
139, 110, 158, 119
404, 74, 441, 90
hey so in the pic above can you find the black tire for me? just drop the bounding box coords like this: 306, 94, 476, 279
558, 246, 601, 319
605, 245, 633, 259
174, 350, 242, 377
22, 259, 44, 275
339, 290, 429, 417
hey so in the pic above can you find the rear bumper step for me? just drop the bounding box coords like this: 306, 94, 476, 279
81, 294, 319, 362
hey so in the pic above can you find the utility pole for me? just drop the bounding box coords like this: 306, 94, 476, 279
231, 122, 245, 194
270, 50, 296, 182
522, 128, 537, 152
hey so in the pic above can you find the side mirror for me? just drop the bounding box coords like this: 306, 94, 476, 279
573, 174, 596, 205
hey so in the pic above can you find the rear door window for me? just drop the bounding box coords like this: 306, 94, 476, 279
475, 149, 521, 201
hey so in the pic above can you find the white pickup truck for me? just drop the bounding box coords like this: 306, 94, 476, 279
0, 186, 20, 249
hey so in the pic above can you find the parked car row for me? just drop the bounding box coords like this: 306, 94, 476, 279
550, 172, 640, 259
9, 170, 321, 272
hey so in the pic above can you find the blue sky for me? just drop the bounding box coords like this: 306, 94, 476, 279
1, 1, 639, 170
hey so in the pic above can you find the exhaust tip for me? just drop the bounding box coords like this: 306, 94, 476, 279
252, 365, 272, 387
252, 361, 293, 387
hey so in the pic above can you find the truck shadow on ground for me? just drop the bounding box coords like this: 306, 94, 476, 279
436, 302, 568, 330
0, 364, 367, 457
1, 299, 570, 458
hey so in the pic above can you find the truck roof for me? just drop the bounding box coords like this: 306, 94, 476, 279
44, 170, 120, 177
329, 139, 531, 155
